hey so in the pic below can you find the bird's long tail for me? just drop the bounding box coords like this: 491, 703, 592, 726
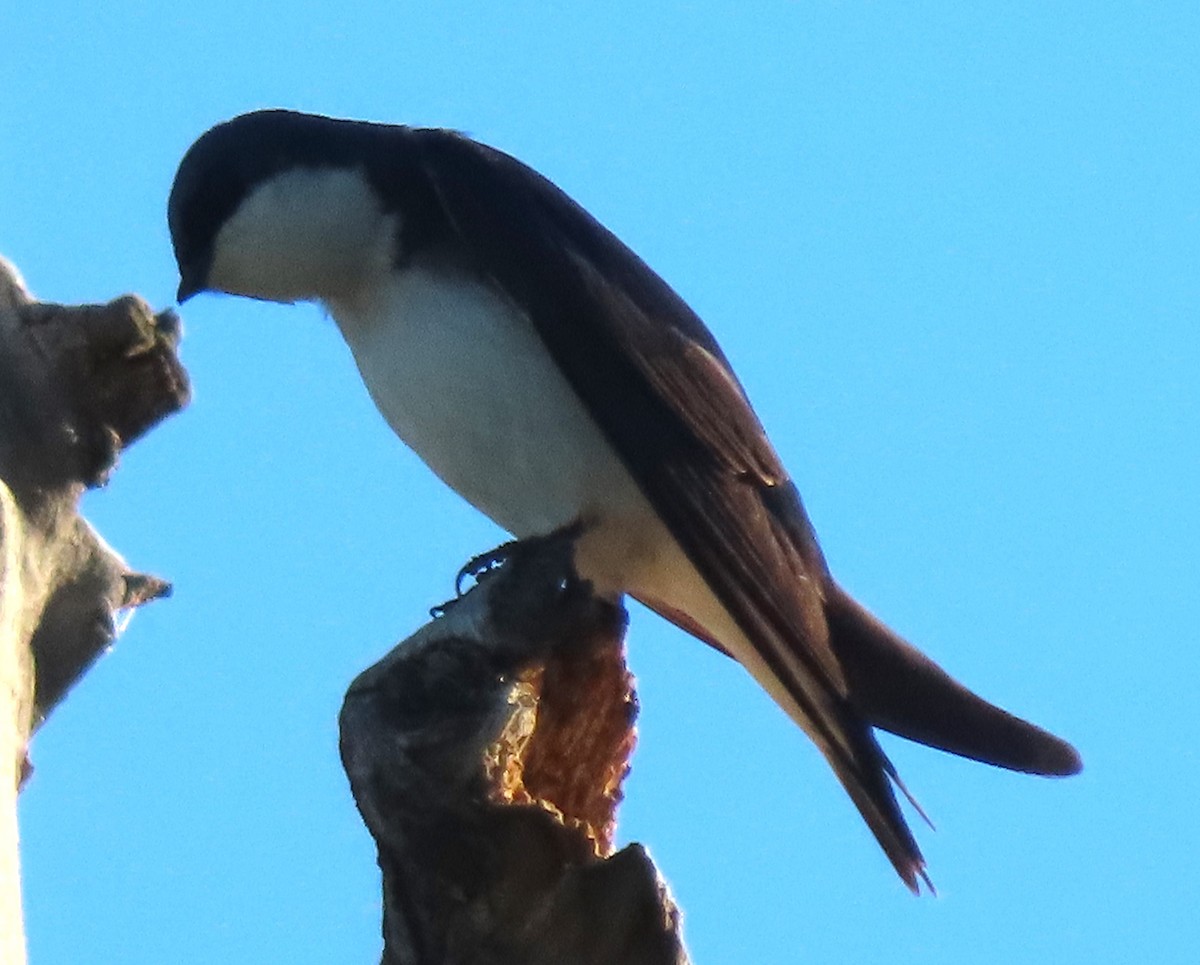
824, 583, 1083, 777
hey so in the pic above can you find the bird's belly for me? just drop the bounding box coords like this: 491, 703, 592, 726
330, 268, 671, 588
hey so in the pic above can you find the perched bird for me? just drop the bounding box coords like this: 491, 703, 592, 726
168, 109, 1081, 891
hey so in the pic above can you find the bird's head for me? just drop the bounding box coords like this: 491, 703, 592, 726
168, 110, 399, 307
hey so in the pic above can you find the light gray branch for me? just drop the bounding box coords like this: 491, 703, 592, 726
0, 257, 188, 723
0, 256, 189, 963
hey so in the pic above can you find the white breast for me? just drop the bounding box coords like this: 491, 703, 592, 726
329, 268, 658, 555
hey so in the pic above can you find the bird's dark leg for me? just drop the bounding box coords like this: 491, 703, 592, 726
431, 525, 588, 618
429, 540, 522, 617
455, 541, 520, 597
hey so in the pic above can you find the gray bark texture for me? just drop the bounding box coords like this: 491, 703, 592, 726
340, 533, 691, 965
0, 256, 189, 962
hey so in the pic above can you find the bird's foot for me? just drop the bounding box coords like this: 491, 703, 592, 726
429, 541, 521, 617
456, 541, 519, 596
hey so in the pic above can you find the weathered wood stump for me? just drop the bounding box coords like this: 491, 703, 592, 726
340, 534, 690, 964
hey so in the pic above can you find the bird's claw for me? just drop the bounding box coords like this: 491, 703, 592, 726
454, 541, 518, 597
429, 599, 452, 619
430, 542, 519, 618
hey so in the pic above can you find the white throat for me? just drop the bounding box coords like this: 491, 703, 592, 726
209, 167, 398, 304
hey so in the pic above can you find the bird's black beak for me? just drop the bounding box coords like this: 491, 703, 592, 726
176, 263, 207, 304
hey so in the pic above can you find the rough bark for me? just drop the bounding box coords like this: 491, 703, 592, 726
0, 256, 189, 962
340, 533, 691, 965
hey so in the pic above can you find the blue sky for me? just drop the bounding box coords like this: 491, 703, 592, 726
4, 3, 1197, 962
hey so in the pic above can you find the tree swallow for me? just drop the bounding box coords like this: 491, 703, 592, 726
168, 109, 1081, 891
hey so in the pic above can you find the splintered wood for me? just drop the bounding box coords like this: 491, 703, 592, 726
484, 605, 637, 857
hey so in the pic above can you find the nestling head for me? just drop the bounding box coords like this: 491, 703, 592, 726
168, 110, 400, 306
